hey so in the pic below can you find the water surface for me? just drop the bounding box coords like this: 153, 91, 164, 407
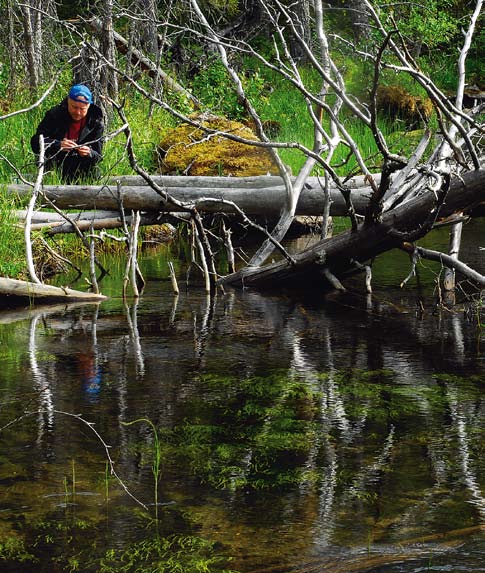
0, 222, 484, 572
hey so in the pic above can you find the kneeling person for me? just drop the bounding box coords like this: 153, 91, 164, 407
31, 84, 104, 183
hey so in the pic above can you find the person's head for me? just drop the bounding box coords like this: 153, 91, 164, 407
67, 84, 92, 121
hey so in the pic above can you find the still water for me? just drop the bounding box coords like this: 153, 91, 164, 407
0, 221, 484, 572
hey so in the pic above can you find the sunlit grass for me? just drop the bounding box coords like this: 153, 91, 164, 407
0, 82, 177, 184
254, 64, 424, 177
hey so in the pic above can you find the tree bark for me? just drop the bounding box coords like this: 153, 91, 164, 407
346, 0, 371, 40
136, 0, 158, 56
20, 1, 40, 91
443, 220, 464, 291
6, 0, 18, 93
288, 0, 312, 61
99, 0, 118, 101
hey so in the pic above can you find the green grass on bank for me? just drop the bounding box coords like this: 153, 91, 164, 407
0, 192, 27, 278
0, 48, 463, 184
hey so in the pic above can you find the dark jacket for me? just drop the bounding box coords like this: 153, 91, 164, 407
31, 98, 104, 182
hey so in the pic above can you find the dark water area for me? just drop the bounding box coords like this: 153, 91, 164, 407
0, 221, 484, 572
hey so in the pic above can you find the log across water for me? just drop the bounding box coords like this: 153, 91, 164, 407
7, 175, 376, 217
5, 170, 485, 294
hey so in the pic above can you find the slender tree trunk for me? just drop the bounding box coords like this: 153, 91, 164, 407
438, 0, 483, 291
346, 0, 371, 40
137, 0, 158, 56
100, 0, 119, 101
289, 0, 312, 61
73, 42, 98, 88
6, 0, 18, 94
32, 0, 43, 74
20, 1, 40, 91
443, 220, 463, 291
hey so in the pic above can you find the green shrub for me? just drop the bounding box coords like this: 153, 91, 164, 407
191, 58, 267, 120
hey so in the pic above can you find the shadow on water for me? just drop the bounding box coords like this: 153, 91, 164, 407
0, 222, 484, 572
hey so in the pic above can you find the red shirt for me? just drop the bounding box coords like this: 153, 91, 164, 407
66, 117, 86, 142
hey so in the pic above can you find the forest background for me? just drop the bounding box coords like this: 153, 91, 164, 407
0, 0, 483, 283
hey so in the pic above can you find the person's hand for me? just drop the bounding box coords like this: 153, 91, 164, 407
60, 139, 91, 157
76, 145, 91, 157
60, 138, 77, 151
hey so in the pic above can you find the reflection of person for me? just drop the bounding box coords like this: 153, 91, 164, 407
77, 351, 102, 400
30, 84, 104, 183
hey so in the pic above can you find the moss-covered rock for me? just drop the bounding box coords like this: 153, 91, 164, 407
376, 85, 433, 127
156, 114, 280, 176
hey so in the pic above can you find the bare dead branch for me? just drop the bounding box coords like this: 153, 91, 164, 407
400, 244, 485, 288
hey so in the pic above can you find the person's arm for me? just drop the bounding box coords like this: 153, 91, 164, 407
30, 109, 63, 156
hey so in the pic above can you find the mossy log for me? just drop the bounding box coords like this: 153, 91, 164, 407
156, 116, 281, 176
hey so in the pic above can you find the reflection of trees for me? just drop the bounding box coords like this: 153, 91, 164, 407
1, 289, 483, 569
125, 299, 145, 376
284, 324, 395, 547
446, 382, 485, 522
28, 313, 54, 442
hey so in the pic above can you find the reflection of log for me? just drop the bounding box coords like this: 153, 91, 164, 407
219, 169, 485, 289
0, 277, 108, 306
0, 302, 103, 324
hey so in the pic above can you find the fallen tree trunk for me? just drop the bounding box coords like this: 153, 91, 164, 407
14, 210, 168, 234
0, 277, 108, 306
218, 169, 485, 289
33, 214, 162, 234
14, 209, 122, 223
106, 174, 381, 189
7, 179, 374, 216
13, 209, 181, 235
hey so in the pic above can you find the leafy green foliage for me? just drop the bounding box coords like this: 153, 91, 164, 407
380, 0, 461, 51
138, 367, 485, 499
0, 0, 481, 281
0, 536, 36, 564
0, 188, 27, 278
191, 59, 267, 120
